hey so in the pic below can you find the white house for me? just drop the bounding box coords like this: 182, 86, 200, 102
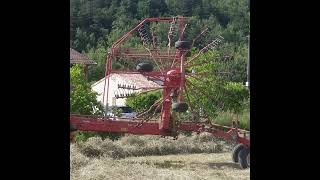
91, 73, 161, 108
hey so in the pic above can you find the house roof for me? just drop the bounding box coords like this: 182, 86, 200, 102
70, 48, 97, 65
91, 73, 161, 90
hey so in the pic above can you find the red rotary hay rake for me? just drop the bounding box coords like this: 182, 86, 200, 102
70, 16, 250, 169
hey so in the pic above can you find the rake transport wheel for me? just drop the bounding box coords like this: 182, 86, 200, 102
70, 124, 77, 142
231, 144, 246, 163
136, 62, 154, 72
70, 124, 77, 132
247, 152, 250, 167
175, 41, 191, 49
172, 102, 188, 112
238, 146, 250, 169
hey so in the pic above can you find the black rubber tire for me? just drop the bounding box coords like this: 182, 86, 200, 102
172, 102, 188, 112
231, 144, 246, 163
155, 106, 162, 113
247, 152, 250, 167
136, 62, 153, 72
175, 41, 190, 49
238, 147, 250, 169
70, 124, 77, 132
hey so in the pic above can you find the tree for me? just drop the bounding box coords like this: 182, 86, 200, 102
185, 50, 249, 120
150, 0, 168, 17
216, 43, 249, 83
180, 0, 193, 16
71, 65, 123, 141
70, 65, 103, 115
86, 45, 108, 82
222, 82, 249, 114
125, 91, 162, 113
137, 0, 151, 19
192, 0, 204, 18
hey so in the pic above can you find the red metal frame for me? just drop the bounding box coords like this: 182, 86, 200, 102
70, 16, 250, 147
70, 115, 249, 145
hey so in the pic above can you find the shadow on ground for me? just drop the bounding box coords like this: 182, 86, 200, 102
143, 160, 242, 170
207, 162, 242, 169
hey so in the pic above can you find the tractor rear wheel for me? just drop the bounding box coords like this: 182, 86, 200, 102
136, 62, 153, 72
231, 144, 246, 163
238, 147, 250, 169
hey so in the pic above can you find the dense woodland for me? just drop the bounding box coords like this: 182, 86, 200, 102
70, 0, 250, 130
71, 0, 249, 83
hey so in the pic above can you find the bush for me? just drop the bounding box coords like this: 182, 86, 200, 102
213, 110, 250, 130
222, 82, 249, 114
125, 91, 162, 113
70, 65, 104, 115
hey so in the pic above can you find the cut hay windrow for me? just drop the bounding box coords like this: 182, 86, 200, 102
70, 134, 248, 180
72, 133, 225, 160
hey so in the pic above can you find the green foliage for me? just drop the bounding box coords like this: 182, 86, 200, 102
214, 110, 250, 130
180, 0, 193, 16
137, 0, 151, 18
86, 45, 107, 82
217, 43, 249, 82
111, 107, 123, 117
222, 82, 249, 114
125, 91, 162, 112
70, 65, 104, 115
185, 50, 249, 122
70, 0, 250, 55
186, 50, 226, 119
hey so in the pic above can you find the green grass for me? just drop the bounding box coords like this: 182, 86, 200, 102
213, 110, 250, 130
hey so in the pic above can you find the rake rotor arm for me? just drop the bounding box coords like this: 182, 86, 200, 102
183, 84, 198, 120
112, 20, 147, 49
112, 17, 188, 50
177, 122, 250, 145
186, 79, 225, 111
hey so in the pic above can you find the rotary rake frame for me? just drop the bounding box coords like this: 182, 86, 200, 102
70, 16, 250, 168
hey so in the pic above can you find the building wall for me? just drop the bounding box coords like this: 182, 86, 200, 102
91, 74, 161, 108
92, 75, 126, 107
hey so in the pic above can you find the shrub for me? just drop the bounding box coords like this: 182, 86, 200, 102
125, 91, 162, 113
213, 110, 250, 130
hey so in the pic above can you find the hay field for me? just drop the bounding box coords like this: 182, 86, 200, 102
70, 134, 250, 180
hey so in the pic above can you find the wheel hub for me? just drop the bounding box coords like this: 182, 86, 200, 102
166, 69, 181, 82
